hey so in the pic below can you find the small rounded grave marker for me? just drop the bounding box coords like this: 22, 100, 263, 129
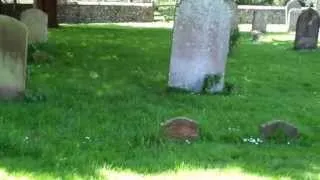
259, 120, 299, 142
161, 117, 199, 141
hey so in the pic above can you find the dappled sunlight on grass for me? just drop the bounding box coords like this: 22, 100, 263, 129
256, 33, 320, 47
0, 167, 89, 180
97, 166, 275, 180
258, 33, 295, 43
0, 168, 39, 180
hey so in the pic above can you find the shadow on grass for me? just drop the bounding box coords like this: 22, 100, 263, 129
0, 26, 319, 179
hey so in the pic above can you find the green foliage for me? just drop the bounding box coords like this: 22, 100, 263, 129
202, 74, 223, 93
229, 27, 240, 56
156, 6, 175, 21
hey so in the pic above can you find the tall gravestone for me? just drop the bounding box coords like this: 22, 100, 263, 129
317, 0, 320, 11
294, 8, 320, 50
168, 0, 234, 93
21, 8, 48, 44
288, 8, 303, 31
252, 11, 267, 33
286, 0, 302, 24
0, 15, 28, 100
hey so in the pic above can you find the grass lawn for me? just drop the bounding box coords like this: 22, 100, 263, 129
0, 25, 319, 180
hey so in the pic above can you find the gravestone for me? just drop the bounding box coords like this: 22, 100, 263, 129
317, 0, 320, 11
285, 0, 302, 24
259, 120, 299, 141
20, 8, 48, 44
288, 8, 303, 31
294, 8, 320, 50
252, 11, 267, 33
161, 117, 199, 140
0, 15, 28, 100
168, 0, 234, 93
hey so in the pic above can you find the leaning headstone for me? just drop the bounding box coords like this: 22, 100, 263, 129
252, 11, 267, 33
294, 8, 320, 50
259, 120, 299, 141
161, 117, 199, 141
20, 8, 48, 44
0, 15, 28, 100
168, 0, 234, 93
285, 0, 302, 24
288, 8, 303, 31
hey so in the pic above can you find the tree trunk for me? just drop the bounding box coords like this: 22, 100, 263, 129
0, 1, 2, 14
34, 0, 58, 28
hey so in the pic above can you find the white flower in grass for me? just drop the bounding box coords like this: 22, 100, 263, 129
82, 136, 92, 143
89, 71, 99, 79
243, 136, 263, 145
23, 136, 29, 143
257, 138, 263, 143
228, 127, 240, 132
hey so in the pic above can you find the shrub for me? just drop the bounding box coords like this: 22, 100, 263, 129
229, 27, 240, 56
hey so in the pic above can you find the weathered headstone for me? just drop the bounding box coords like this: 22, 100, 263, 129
0, 15, 28, 100
161, 117, 199, 140
252, 11, 267, 33
294, 8, 320, 50
288, 8, 303, 31
285, 0, 302, 24
168, 0, 234, 93
20, 8, 48, 44
316, 0, 320, 11
259, 120, 299, 141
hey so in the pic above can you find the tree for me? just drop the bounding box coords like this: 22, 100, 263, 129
34, 0, 58, 28
0, 1, 2, 14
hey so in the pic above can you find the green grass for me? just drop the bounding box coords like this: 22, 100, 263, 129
0, 25, 319, 180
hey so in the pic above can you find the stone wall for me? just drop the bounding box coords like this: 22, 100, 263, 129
1, 3, 289, 24
0, 4, 33, 19
57, 3, 287, 24
238, 5, 286, 24
57, 2, 154, 23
